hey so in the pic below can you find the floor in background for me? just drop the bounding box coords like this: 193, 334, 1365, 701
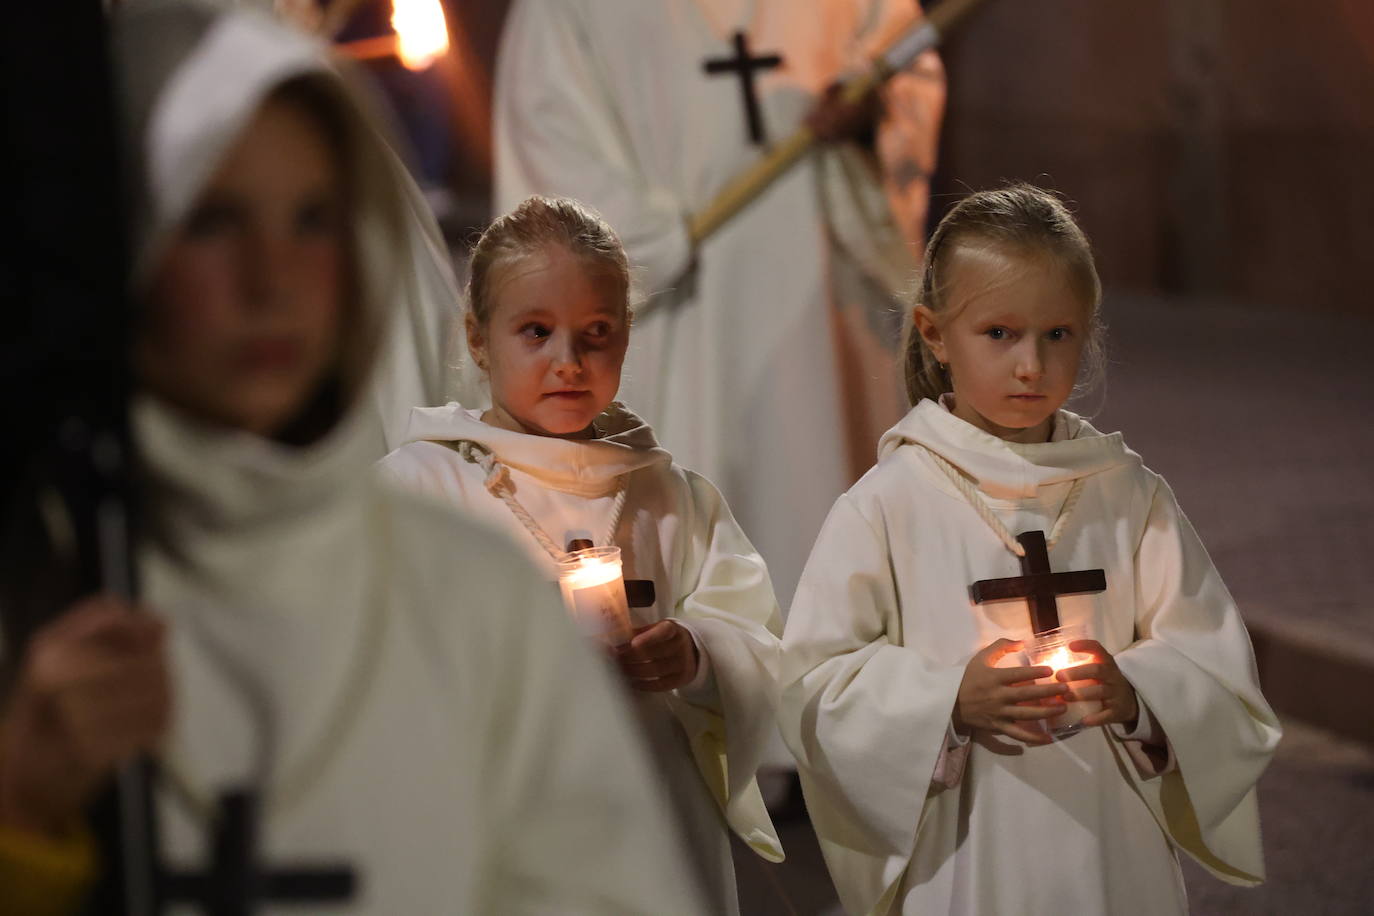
733, 295, 1374, 914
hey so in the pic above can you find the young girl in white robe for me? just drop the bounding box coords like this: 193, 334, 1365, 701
779, 184, 1282, 915
380, 196, 785, 914
0, 4, 704, 913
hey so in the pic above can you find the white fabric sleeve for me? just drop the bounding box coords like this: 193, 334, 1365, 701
1111, 476, 1281, 884
930, 721, 972, 790
780, 494, 966, 859
1108, 697, 1175, 780
671, 619, 718, 704
663, 472, 784, 861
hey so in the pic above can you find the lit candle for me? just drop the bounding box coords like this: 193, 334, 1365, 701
1025, 626, 1102, 739
390, 0, 450, 70
557, 546, 634, 647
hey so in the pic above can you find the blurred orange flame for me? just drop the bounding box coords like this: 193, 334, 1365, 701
391, 0, 449, 71
1043, 646, 1077, 674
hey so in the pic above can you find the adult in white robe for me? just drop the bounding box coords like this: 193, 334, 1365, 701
780, 399, 1282, 915
379, 401, 785, 915
493, 0, 945, 609
32, 4, 705, 912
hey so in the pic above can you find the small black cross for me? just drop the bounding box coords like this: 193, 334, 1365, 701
703, 31, 784, 145
160, 790, 356, 916
566, 539, 656, 608
969, 530, 1106, 635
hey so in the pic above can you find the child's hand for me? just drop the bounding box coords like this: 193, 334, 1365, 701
953, 638, 1068, 746
613, 620, 699, 693
0, 596, 170, 839
1058, 640, 1140, 730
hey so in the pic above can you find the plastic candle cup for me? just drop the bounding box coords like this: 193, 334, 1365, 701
557, 546, 634, 647
1024, 625, 1101, 739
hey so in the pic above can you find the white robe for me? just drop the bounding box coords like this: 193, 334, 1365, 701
139, 400, 702, 915
494, 0, 945, 609
379, 402, 785, 915
111, 4, 707, 912
780, 400, 1281, 915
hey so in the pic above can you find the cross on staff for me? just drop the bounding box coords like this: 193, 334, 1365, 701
160, 790, 356, 916
969, 530, 1106, 635
566, 539, 656, 608
703, 31, 784, 146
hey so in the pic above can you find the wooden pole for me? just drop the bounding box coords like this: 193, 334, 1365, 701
688, 0, 991, 244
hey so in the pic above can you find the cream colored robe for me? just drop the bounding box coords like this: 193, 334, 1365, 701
140, 400, 702, 915
780, 400, 1281, 915
494, 0, 945, 610
110, 4, 707, 912
379, 402, 784, 915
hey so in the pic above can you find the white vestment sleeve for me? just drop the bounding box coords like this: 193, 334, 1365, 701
494, 0, 693, 296
1111, 477, 1281, 885
664, 472, 784, 861
482, 576, 708, 914
780, 494, 965, 861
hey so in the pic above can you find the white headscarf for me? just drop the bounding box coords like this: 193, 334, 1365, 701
115, 0, 463, 449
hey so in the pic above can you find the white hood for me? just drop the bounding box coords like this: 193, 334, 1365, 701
115, 0, 464, 450
398, 401, 673, 497
878, 398, 1140, 499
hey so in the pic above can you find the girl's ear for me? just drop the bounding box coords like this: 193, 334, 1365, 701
465, 311, 488, 372
912, 305, 947, 364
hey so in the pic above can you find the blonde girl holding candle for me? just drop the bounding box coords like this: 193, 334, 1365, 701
380, 195, 785, 915
779, 184, 1281, 915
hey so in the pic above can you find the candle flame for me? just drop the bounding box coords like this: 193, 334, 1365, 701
391, 0, 449, 71
1043, 646, 1077, 674
562, 555, 623, 590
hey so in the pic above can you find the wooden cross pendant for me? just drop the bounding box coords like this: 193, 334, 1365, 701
566, 539, 656, 608
160, 790, 356, 916
703, 31, 784, 145
969, 530, 1106, 635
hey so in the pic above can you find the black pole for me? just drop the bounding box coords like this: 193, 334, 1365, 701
0, 2, 156, 914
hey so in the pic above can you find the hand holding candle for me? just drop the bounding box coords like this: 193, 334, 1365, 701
953, 638, 1069, 746
614, 621, 700, 693
1056, 639, 1140, 731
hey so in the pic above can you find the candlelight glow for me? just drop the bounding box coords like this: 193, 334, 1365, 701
563, 556, 622, 590
391, 0, 449, 71
1041, 645, 1092, 676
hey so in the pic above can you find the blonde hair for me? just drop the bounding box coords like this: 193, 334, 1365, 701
901, 183, 1104, 405
467, 196, 630, 328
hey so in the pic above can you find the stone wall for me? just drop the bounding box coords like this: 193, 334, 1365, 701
932, 0, 1374, 312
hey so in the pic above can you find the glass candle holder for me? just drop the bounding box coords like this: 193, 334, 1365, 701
557, 546, 634, 647
1023, 625, 1102, 739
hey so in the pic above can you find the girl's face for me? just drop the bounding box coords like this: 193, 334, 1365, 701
140, 97, 347, 439
915, 243, 1090, 444
468, 244, 629, 439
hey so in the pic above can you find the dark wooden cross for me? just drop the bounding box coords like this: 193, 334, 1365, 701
160, 790, 356, 916
969, 530, 1106, 635
703, 31, 784, 145
567, 539, 656, 609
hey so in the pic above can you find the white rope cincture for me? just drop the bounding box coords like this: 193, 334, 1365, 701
922, 446, 1084, 557
453, 440, 628, 560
